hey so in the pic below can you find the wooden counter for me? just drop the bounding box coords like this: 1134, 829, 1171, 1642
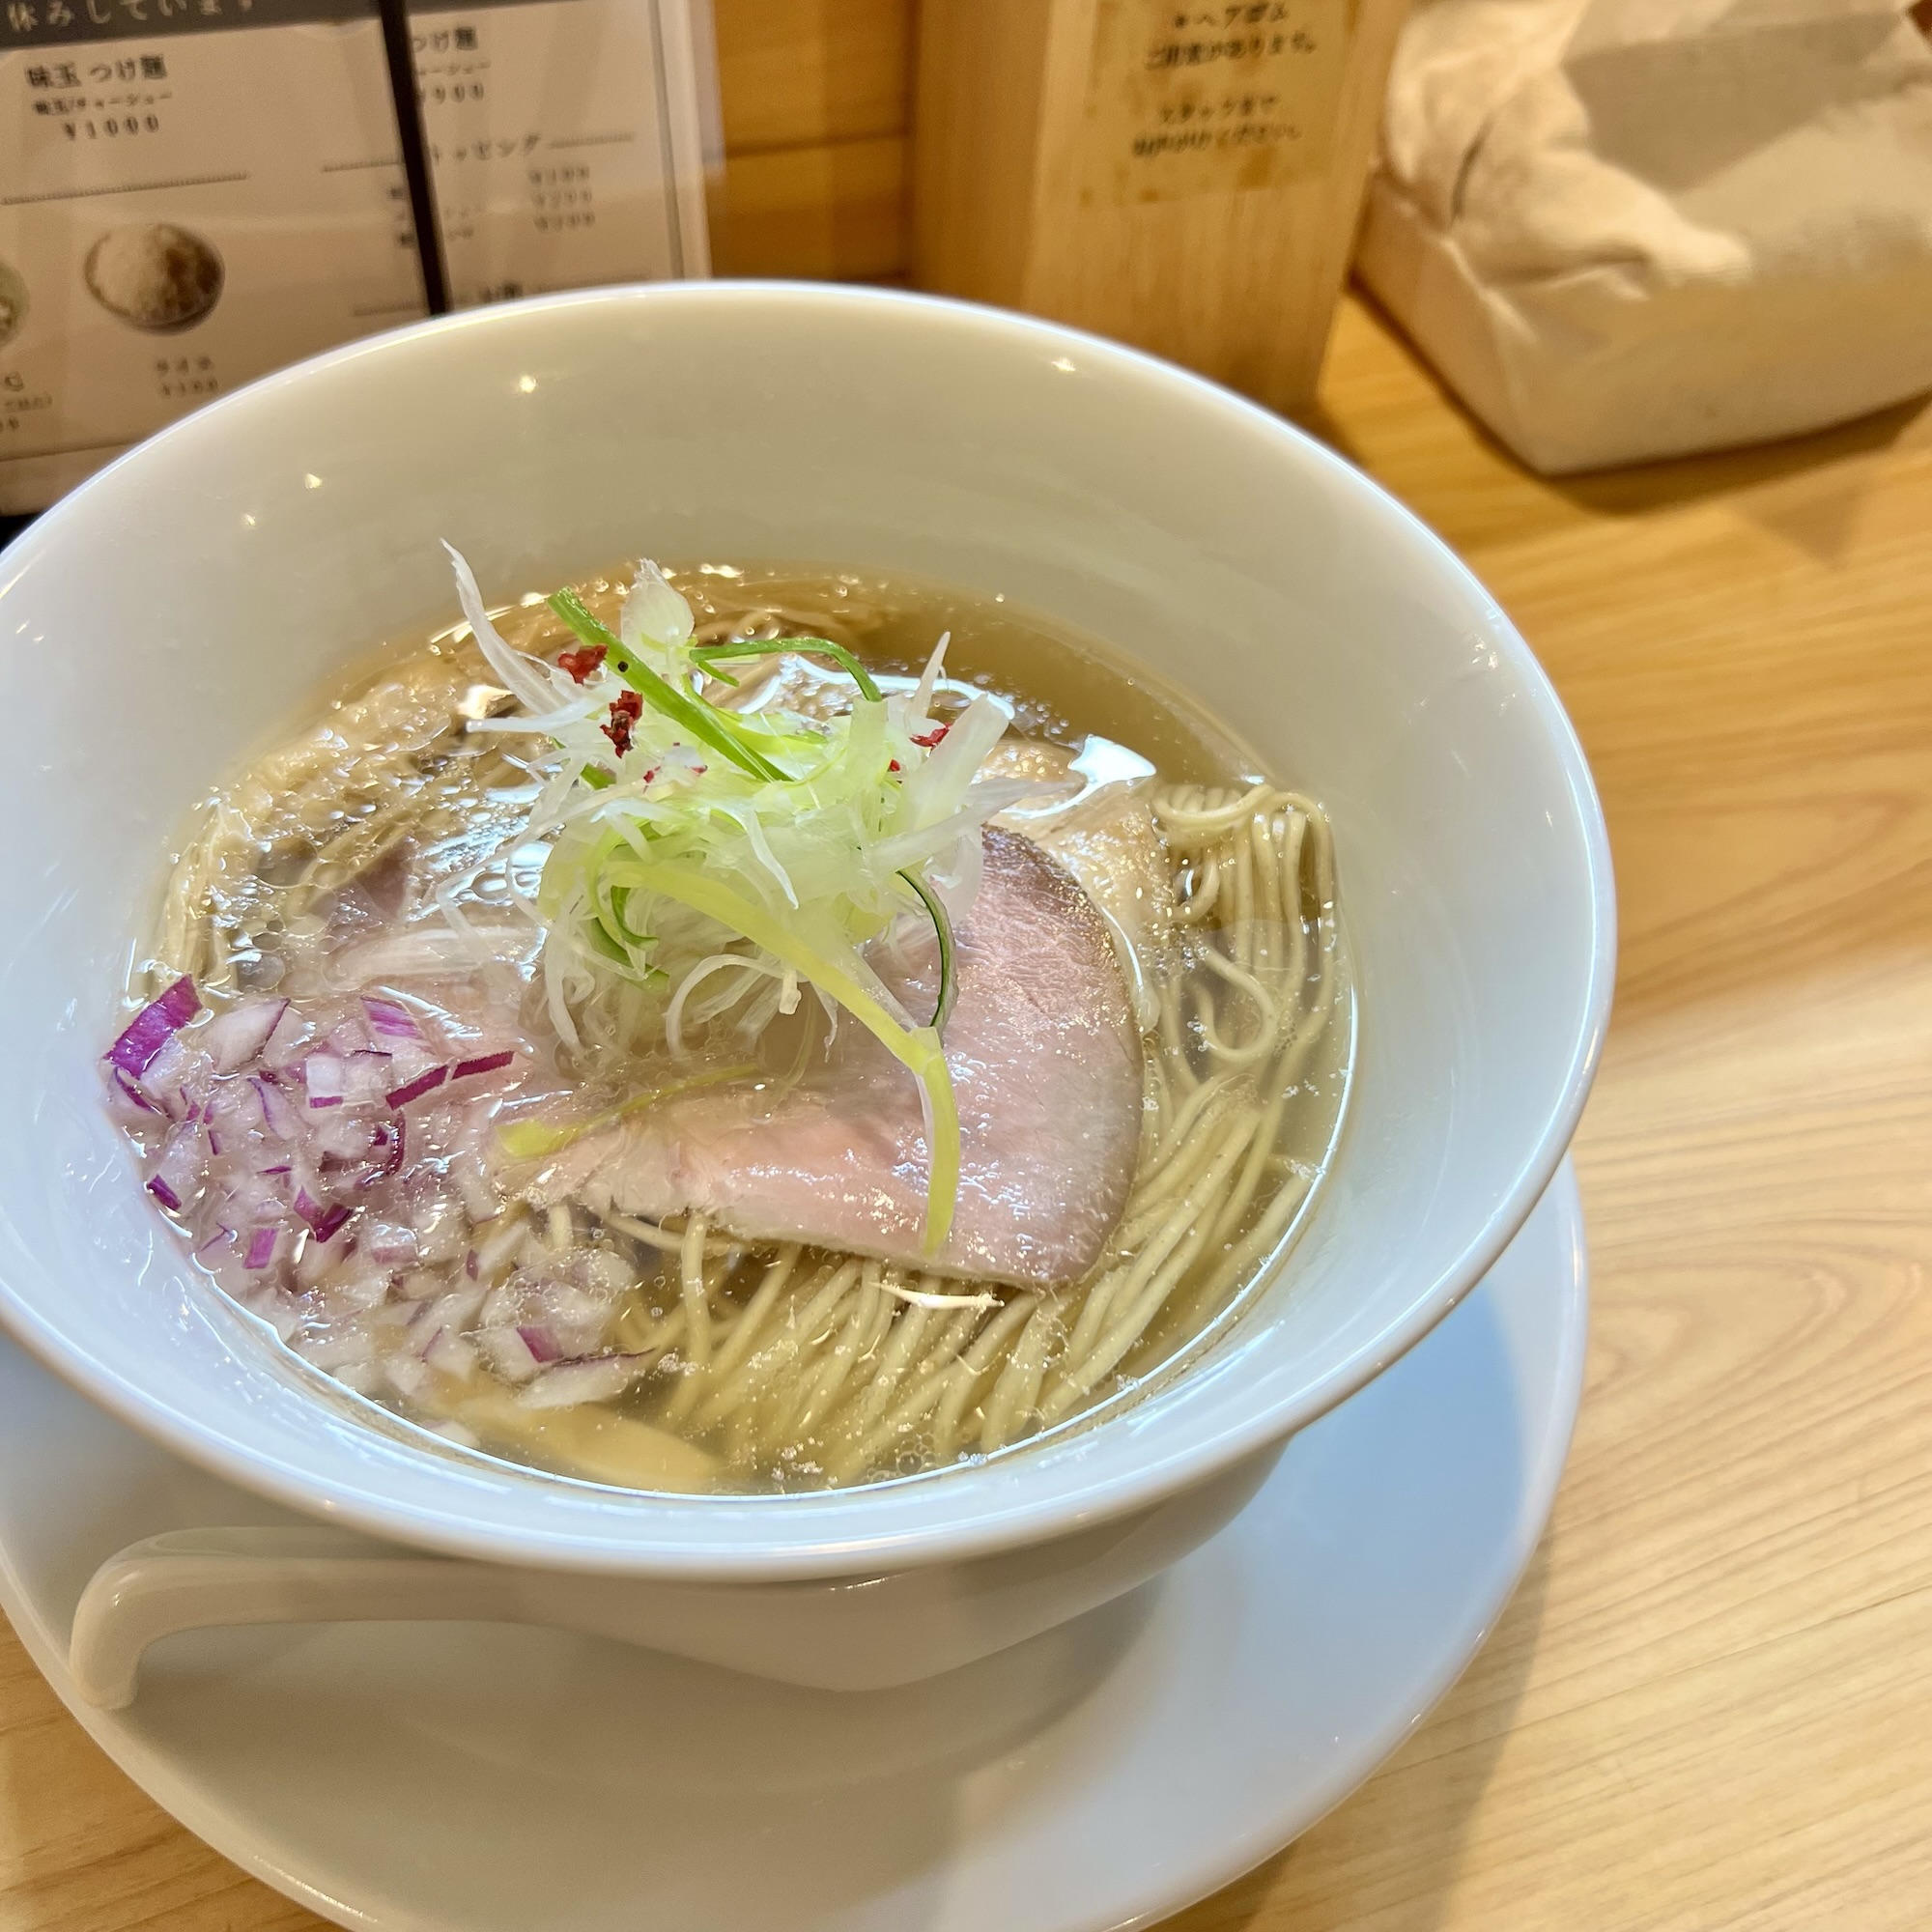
3, 291, 1928, 1929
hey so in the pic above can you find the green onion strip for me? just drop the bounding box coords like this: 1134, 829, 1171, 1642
690, 637, 884, 704
616, 861, 960, 1256
531, 593, 964, 1251
895, 866, 957, 1036
547, 590, 785, 783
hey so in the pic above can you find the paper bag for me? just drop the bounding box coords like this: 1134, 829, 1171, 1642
1356, 0, 1932, 471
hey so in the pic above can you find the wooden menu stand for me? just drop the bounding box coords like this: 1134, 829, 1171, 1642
912, 0, 1409, 418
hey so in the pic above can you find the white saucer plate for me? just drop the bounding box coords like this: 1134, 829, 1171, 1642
0, 1161, 1586, 1932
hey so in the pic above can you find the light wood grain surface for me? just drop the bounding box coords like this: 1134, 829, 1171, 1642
2, 293, 1929, 1928
1159, 294, 1932, 1932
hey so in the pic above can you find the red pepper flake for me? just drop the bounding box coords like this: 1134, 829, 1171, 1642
889, 759, 901, 773
556, 642, 608, 684
910, 723, 951, 750
603, 689, 643, 756
640, 766, 659, 784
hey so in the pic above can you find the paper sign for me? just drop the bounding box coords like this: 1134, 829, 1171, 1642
1079, 0, 1350, 208
0, 0, 710, 510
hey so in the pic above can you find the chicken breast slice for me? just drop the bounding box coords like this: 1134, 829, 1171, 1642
528, 827, 1146, 1288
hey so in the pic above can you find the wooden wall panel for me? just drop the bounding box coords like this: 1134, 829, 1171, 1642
712, 0, 913, 153
707, 137, 909, 281
707, 0, 916, 281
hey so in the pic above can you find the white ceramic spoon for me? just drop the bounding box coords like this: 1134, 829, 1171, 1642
69, 1447, 1276, 1707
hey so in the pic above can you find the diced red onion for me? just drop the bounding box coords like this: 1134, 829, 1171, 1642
201, 998, 288, 1074
363, 1117, 406, 1184
110, 1065, 162, 1116
385, 1037, 444, 1084
303, 1052, 348, 1109
384, 1354, 435, 1403
106, 976, 200, 1076
139, 1032, 211, 1116
385, 1065, 448, 1109
146, 1122, 209, 1217
527, 1281, 611, 1356
342, 1049, 394, 1107
107, 1093, 160, 1135
424, 1283, 487, 1330
475, 1325, 540, 1382
447, 1153, 500, 1225
327, 1017, 371, 1057
215, 1173, 281, 1224
362, 1220, 417, 1265
295, 1225, 351, 1290
518, 1352, 643, 1409
361, 995, 425, 1042
408, 1184, 464, 1254
418, 1222, 468, 1268
259, 1003, 311, 1071
425, 1328, 478, 1378
247, 1286, 301, 1341
299, 1327, 378, 1372
213, 1076, 267, 1132
329, 1270, 393, 1313
311, 1111, 377, 1163
517, 1322, 562, 1363
293, 1188, 353, 1244
451, 1051, 515, 1082
113, 985, 549, 1418
252, 1074, 301, 1139
470, 1214, 527, 1284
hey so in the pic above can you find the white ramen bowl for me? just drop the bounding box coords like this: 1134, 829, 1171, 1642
0, 286, 1612, 1685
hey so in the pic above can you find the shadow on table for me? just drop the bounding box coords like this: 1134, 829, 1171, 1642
1166, 1532, 1555, 1932
1310, 281, 1930, 553
1540, 396, 1929, 520
1545, 391, 1929, 568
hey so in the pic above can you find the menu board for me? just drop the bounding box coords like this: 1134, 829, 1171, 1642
0, 0, 712, 510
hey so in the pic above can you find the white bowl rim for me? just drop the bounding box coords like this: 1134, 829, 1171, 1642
0, 280, 1616, 1578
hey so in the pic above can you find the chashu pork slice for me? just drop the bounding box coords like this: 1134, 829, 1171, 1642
527, 827, 1145, 1288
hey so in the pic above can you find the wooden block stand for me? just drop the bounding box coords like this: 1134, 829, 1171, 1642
911, 0, 1407, 416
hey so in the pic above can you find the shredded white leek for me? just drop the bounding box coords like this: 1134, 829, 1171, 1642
446, 548, 1044, 1252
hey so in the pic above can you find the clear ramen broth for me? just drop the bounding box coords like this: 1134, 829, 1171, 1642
105, 563, 1350, 1494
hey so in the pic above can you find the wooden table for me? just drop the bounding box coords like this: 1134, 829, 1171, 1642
3, 292, 1929, 1930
